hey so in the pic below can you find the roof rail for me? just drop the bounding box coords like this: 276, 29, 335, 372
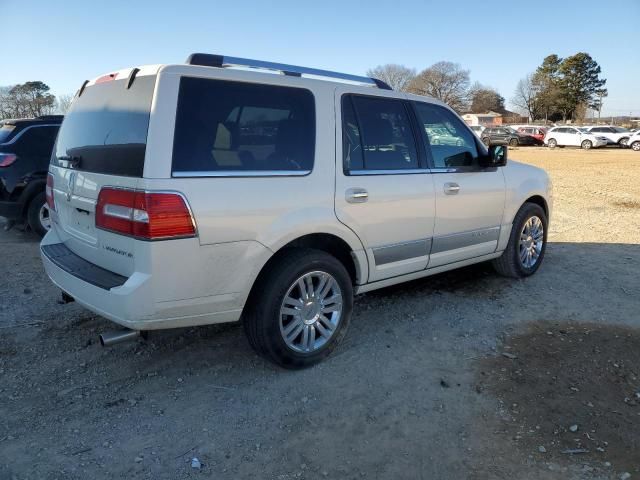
37, 115, 64, 121
185, 53, 392, 90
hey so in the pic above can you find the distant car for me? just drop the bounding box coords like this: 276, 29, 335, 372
425, 126, 465, 146
517, 126, 547, 143
0, 115, 63, 236
584, 126, 631, 147
543, 126, 608, 150
481, 126, 539, 146
469, 125, 485, 138
627, 130, 640, 151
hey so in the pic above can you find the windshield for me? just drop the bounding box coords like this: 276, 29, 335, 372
0, 125, 16, 143
613, 127, 629, 133
578, 128, 589, 133
52, 75, 155, 177
505, 127, 518, 134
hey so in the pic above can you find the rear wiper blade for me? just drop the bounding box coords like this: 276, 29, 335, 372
56, 154, 82, 167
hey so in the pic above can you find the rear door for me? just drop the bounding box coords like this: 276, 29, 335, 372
334, 91, 435, 282
49, 71, 157, 277
411, 101, 505, 268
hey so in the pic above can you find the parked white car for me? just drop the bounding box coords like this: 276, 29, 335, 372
584, 125, 631, 147
544, 126, 608, 149
41, 54, 552, 367
627, 130, 640, 151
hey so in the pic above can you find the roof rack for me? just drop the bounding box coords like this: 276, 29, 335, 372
185, 53, 392, 90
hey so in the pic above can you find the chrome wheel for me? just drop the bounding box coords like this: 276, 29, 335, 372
39, 204, 52, 231
519, 216, 544, 269
581, 140, 592, 150
632, 141, 640, 152
279, 271, 343, 353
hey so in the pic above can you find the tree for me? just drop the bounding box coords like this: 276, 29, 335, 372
469, 83, 505, 113
366, 64, 416, 92
511, 73, 541, 121
559, 53, 607, 119
407, 61, 470, 112
56, 94, 74, 114
0, 81, 56, 119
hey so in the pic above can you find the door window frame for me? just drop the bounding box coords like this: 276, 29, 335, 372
340, 93, 429, 176
410, 101, 492, 173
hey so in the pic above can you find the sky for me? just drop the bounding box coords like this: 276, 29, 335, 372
2, 0, 639, 117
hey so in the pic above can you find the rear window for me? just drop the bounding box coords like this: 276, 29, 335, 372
171, 77, 315, 175
52, 75, 155, 177
0, 125, 16, 143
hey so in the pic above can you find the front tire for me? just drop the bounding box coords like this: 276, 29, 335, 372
509, 137, 519, 147
243, 248, 353, 369
492, 203, 547, 278
581, 140, 592, 150
27, 192, 51, 237
631, 141, 640, 152
482, 137, 491, 146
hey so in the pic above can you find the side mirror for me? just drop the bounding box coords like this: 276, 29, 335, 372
480, 145, 507, 167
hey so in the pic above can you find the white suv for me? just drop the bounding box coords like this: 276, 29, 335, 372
544, 126, 608, 149
41, 54, 552, 368
584, 125, 631, 147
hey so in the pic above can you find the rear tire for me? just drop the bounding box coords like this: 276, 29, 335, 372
547, 138, 557, 148
482, 137, 491, 146
492, 203, 547, 278
581, 140, 592, 150
243, 248, 353, 369
619, 138, 629, 148
509, 137, 519, 147
27, 192, 50, 237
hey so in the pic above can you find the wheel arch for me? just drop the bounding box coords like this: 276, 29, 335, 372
524, 195, 549, 219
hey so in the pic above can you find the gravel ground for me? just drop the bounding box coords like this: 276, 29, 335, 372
1, 147, 639, 479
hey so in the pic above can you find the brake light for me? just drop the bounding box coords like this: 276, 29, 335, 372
0, 153, 17, 167
46, 173, 56, 211
95, 187, 196, 240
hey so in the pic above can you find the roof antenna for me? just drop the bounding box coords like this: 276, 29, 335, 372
126, 68, 140, 89
77, 80, 89, 97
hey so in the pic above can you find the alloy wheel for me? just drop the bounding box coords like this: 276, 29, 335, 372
519, 216, 544, 269
279, 271, 343, 353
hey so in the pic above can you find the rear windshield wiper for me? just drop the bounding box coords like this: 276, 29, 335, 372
56, 155, 82, 167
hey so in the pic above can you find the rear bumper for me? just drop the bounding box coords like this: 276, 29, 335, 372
40, 229, 244, 330
0, 200, 22, 221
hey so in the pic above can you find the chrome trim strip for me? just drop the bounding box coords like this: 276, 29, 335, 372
172, 170, 311, 178
431, 227, 500, 254
347, 168, 430, 176
373, 238, 431, 265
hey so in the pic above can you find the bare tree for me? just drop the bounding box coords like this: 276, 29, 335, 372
511, 74, 541, 121
0, 81, 56, 119
468, 83, 505, 113
56, 94, 74, 114
407, 61, 470, 112
366, 64, 416, 92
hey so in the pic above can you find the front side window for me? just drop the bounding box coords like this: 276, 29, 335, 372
413, 102, 478, 168
172, 78, 315, 174
342, 95, 419, 172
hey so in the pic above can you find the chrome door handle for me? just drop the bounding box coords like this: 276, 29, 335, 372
444, 182, 460, 195
346, 188, 368, 203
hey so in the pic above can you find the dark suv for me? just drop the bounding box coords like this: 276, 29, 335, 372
0, 115, 63, 236
481, 126, 540, 147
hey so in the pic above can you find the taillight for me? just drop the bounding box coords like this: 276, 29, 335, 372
46, 173, 56, 211
95, 187, 196, 240
0, 153, 17, 167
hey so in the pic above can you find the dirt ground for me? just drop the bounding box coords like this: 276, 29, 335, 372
1, 147, 639, 479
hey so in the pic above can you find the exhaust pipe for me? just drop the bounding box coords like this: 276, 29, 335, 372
99, 329, 142, 347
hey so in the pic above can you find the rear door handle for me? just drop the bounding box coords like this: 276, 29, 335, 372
346, 188, 368, 203
444, 182, 460, 195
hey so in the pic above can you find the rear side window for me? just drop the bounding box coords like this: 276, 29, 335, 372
342, 95, 419, 173
172, 78, 315, 175
52, 76, 155, 177
16, 126, 59, 157
0, 125, 17, 143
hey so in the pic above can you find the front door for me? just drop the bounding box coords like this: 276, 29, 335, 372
412, 101, 506, 268
334, 91, 436, 283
